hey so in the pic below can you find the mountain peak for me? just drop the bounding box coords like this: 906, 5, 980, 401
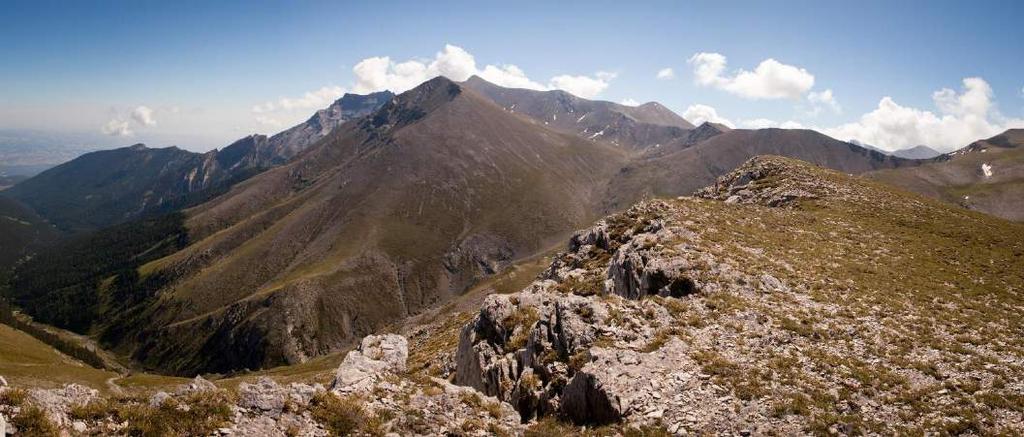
362, 76, 464, 130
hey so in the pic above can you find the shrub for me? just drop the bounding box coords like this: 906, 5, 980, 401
309, 392, 366, 436
11, 405, 59, 437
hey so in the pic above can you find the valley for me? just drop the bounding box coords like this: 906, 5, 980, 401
1, 73, 1022, 436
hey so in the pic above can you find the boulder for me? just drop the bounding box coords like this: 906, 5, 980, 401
332, 334, 409, 394
238, 377, 286, 417
28, 384, 99, 427
175, 375, 217, 395
359, 334, 409, 373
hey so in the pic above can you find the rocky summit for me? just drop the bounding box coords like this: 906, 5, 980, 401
4, 155, 1021, 435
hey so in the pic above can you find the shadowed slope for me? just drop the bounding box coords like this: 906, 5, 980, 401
93, 77, 629, 374
463, 75, 694, 151
866, 129, 1024, 221
4, 92, 390, 233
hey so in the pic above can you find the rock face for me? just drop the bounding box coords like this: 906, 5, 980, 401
452, 156, 1024, 435
455, 200, 727, 424
331, 334, 409, 394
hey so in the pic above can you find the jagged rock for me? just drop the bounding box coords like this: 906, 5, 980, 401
608, 233, 697, 300
332, 334, 409, 394
562, 370, 627, 424
696, 156, 822, 207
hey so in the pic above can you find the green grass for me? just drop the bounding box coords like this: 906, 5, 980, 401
0, 324, 118, 390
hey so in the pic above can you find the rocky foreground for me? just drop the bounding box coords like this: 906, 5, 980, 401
2, 156, 1023, 436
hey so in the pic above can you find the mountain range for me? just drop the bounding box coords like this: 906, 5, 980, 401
0, 76, 962, 376
866, 129, 1024, 221
2, 91, 392, 234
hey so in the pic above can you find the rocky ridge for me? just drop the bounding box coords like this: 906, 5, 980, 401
2, 155, 1022, 436
452, 156, 1024, 434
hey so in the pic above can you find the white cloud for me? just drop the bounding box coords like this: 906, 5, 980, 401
101, 105, 161, 136
656, 68, 675, 80
351, 44, 615, 98
478, 64, 547, 90
820, 77, 1024, 152
620, 98, 640, 106
807, 89, 841, 114
255, 116, 282, 127
738, 118, 806, 129
102, 119, 133, 136
131, 105, 157, 126
687, 52, 815, 100
682, 104, 734, 128
739, 118, 776, 129
252, 44, 616, 131
550, 73, 614, 99
252, 85, 346, 113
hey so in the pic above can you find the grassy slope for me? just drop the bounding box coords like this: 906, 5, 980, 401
78, 78, 629, 375
866, 129, 1024, 221
2, 155, 1021, 434
409, 156, 1024, 433
0, 324, 116, 390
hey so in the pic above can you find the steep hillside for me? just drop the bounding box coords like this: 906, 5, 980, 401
3, 155, 1022, 435
449, 156, 1024, 434
4, 145, 249, 233
0, 195, 57, 271
867, 129, 1024, 221
603, 128, 913, 211
20, 77, 629, 375
4, 92, 390, 233
464, 76, 694, 150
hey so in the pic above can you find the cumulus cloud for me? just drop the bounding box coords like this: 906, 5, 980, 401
688, 52, 815, 100
656, 68, 675, 80
807, 89, 841, 114
252, 85, 346, 113
131, 105, 157, 126
736, 118, 806, 129
254, 115, 282, 127
351, 44, 615, 98
820, 77, 1024, 152
682, 104, 735, 128
620, 98, 640, 106
478, 64, 547, 90
549, 72, 615, 99
102, 119, 133, 136
102, 105, 161, 136
251, 45, 616, 130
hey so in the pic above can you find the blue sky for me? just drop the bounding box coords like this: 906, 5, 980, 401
1, 0, 1022, 152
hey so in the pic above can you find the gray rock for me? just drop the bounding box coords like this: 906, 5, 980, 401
562, 370, 627, 424
176, 375, 217, 395
238, 377, 286, 416
149, 391, 172, 407
358, 334, 409, 373
332, 334, 409, 394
